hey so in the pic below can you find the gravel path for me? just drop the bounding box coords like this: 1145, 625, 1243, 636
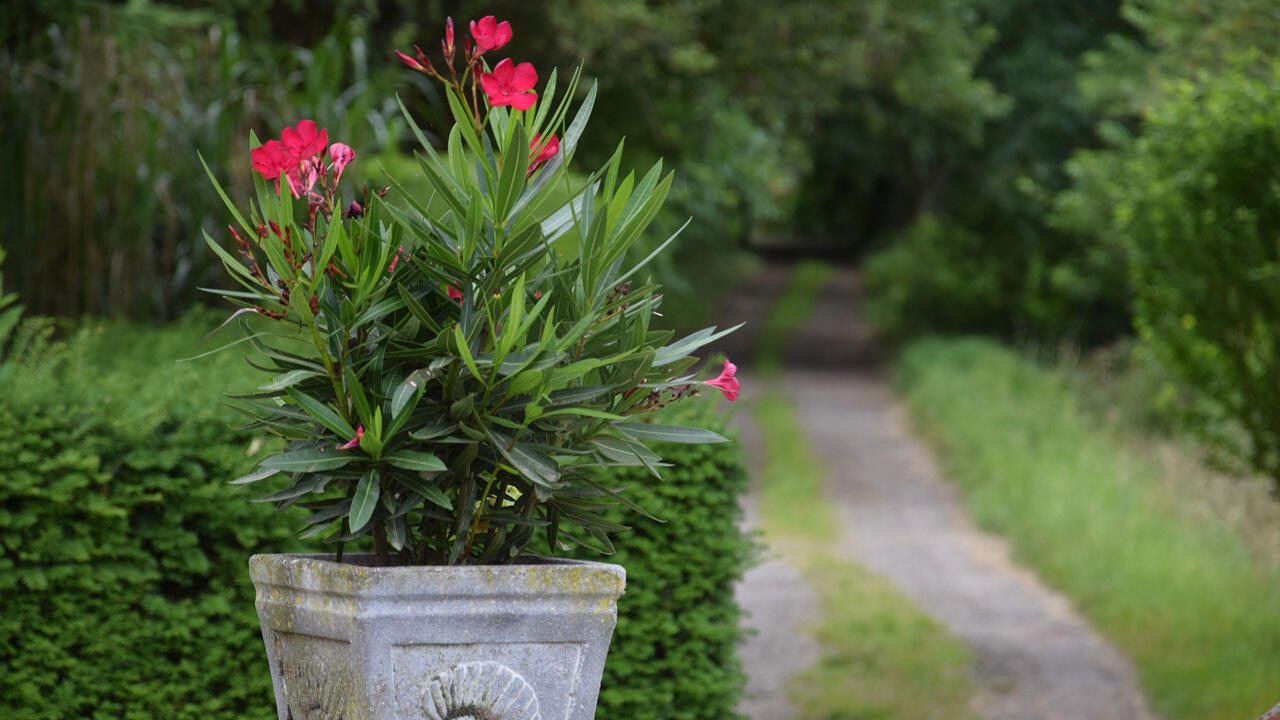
721, 264, 1158, 720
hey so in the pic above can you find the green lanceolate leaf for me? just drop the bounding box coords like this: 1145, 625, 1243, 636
286, 388, 356, 439
387, 515, 407, 551
563, 81, 597, 156
390, 369, 431, 420
488, 429, 561, 487
258, 369, 323, 392
494, 120, 527, 224
592, 436, 663, 465
545, 385, 612, 406
349, 469, 380, 532
618, 423, 729, 444
411, 421, 458, 441
251, 475, 333, 503
396, 473, 452, 510
230, 467, 282, 485
384, 450, 447, 472
652, 323, 745, 367
260, 448, 355, 473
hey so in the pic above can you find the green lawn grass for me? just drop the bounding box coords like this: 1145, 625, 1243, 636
751, 388, 978, 720
894, 336, 1280, 720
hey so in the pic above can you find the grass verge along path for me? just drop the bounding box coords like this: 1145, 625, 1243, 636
751, 389, 978, 720
894, 337, 1280, 720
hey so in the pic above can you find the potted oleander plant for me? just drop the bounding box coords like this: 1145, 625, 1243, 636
202, 14, 741, 720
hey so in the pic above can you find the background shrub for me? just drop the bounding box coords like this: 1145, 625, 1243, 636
1115, 66, 1280, 486
0, 313, 751, 719
862, 216, 1008, 340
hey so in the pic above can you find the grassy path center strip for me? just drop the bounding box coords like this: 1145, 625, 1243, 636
751, 385, 978, 720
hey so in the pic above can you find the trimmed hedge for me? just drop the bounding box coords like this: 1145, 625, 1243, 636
558, 402, 753, 720
0, 314, 299, 719
0, 312, 751, 719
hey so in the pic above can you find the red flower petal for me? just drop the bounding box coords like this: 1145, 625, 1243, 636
511, 62, 537, 92
281, 120, 328, 160
336, 426, 364, 450
491, 58, 514, 83
480, 72, 503, 103
702, 359, 740, 401
470, 16, 512, 53
529, 133, 559, 165
250, 140, 288, 179
510, 91, 537, 111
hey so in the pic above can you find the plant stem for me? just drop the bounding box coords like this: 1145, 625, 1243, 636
372, 523, 389, 565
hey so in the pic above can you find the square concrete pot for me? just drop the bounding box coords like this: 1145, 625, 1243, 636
249, 554, 626, 720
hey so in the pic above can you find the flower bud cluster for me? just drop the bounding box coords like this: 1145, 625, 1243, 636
396, 16, 557, 166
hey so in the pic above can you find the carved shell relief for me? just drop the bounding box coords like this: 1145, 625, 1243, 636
420, 661, 542, 720
276, 633, 355, 720
280, 656, 353, 720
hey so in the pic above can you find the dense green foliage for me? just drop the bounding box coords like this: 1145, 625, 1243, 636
895, 337, 1280, 720
1108, 67, 1280, 485
858, 0, 1130, 344
856, 0, 1280, 486
0, 313, 750, 718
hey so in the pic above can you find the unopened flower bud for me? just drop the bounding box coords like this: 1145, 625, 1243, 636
395, 49, 426, 73
413, 44, 436, 76
344, 200, 364, 219
443, 17, 455, 63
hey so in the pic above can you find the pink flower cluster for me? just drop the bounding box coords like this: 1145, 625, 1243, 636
395, 16, 558, 168
250, 120, 354, 198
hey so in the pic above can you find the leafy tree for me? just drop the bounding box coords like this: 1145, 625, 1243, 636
857, 0, 1130, 343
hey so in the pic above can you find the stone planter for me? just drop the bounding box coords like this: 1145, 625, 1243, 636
249, 554, 626, 720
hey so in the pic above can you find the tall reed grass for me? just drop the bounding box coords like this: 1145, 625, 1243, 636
0, 3, 404, 320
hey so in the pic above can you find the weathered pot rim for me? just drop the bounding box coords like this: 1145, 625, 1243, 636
249, 553, 626, 599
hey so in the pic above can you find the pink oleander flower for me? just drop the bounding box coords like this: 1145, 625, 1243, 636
280, 119, 328, 161
480, 58, 537, 111
447, 285, 463, 304
702, 359, 740, 401
299, 156, 321, 196
250, 120, 333, 197
337, 426, 364, 450
529, 133, 559, 172
329, 142, 355, 184
250, 140, 294, 193
470, 16, 512, 53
